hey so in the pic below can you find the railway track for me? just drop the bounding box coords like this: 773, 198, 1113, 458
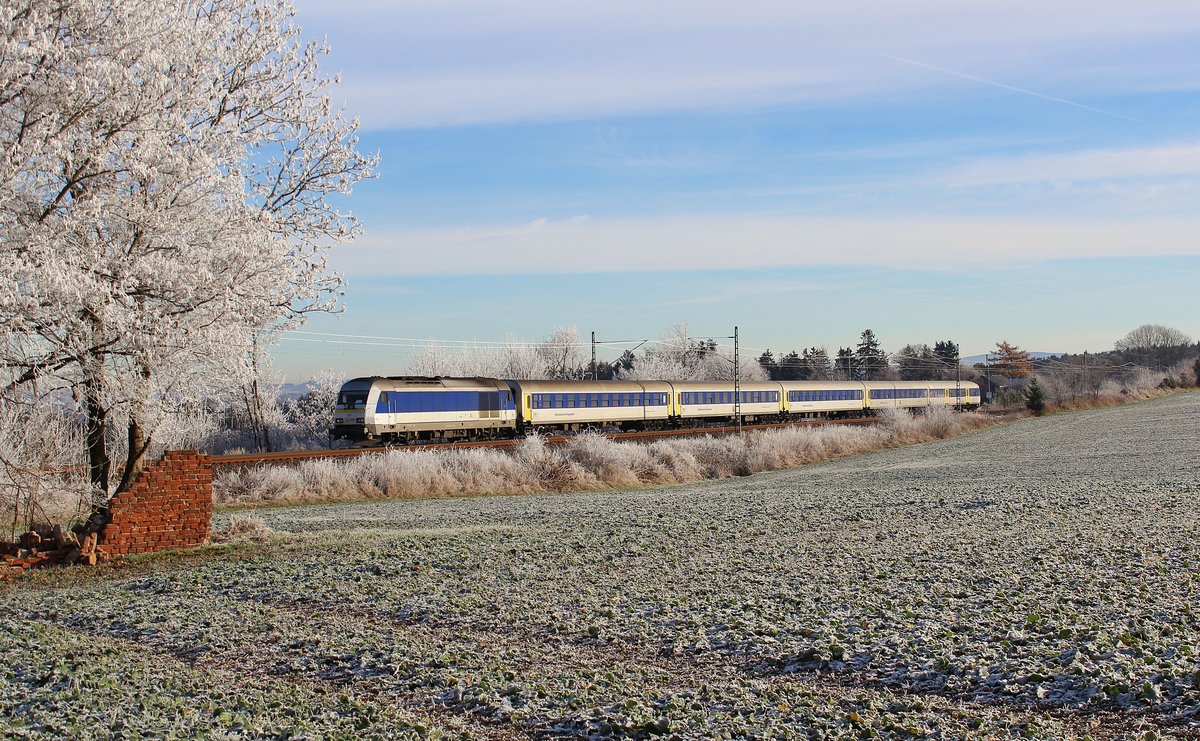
209, 416, 879, 466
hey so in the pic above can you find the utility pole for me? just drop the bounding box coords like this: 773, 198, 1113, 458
733, 325, 742, 429
984, 354, 991, 406
955, 360, 961, 411
590, 335, 650, 380
1083, 350, 1092, 400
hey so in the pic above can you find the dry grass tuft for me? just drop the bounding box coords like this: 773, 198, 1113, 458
214, 410, 1004, 506
211, 514, 276, 543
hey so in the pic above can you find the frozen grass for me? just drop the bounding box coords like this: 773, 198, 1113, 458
3, 391, 1197, 739
214, 406, 1000, 506
210, 514, 275, 544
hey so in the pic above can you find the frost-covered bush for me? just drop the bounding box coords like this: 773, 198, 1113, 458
214, 412, 1000, 505
0, 397, 91, 538
211, 514, 275, 543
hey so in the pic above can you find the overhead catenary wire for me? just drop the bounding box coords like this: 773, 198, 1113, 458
282, 329, 1156, 379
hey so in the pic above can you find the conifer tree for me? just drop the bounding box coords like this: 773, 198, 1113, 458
855, 330, 888, 380
1025, 377, 1046, 416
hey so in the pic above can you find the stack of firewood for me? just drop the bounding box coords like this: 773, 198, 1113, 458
0, 525, 108, 580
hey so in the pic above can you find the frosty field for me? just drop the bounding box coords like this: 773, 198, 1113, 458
3, 393, 1199, 739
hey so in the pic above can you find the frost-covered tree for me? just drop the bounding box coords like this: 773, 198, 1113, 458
538, 325, 586, 380
1115, 324, 1192, 351
835, 347, 854, 380
405, 330, 572, 380
1115, 324, 1194, 370
895, 343, 938, 380
803, 348, 831, 380
0, 392, 91, 539
855, 330, 888, 380
619, 323, 765, 381
0, 1, 375, 500
285, 370, 343, 449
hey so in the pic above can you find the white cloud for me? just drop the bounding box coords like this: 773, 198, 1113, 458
940, 142, 1200, 187
337, 214, 1200, 276
298, 0, 1200, 128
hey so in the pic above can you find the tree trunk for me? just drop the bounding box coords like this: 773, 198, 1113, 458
117, 414, 148, 494
251, 376, 273, 453
82, 363, 110, 506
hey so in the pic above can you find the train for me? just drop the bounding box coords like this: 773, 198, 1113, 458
332, 376, 981, 443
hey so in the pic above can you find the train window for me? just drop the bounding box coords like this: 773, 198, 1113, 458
338, 391, 369, 410
379, 392, 389, 405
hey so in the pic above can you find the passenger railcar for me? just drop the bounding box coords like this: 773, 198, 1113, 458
507, 379, 671, 432
778, 381, 867, 418
671, 381, 783, 424
927, 381, 981, 409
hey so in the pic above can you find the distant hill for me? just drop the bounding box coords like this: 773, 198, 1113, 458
278, 381, 316, 399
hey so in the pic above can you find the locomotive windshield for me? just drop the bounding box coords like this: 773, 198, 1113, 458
337, 391, 369, 410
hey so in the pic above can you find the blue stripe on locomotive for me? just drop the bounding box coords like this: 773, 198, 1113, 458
376, 390, 515, 414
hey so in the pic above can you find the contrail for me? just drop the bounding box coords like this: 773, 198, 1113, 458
880, 53, 1148, 125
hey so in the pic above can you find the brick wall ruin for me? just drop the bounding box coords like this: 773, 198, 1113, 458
2, 450, 213, 578
98, 450, 213, 557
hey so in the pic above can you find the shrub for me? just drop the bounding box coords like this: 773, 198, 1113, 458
212, 410, 1002, 506
212, 514, 274, 543
1025, 378, 1047, 416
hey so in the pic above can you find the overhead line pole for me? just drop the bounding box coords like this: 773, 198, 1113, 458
734, 325, 742, 430
590, 334, 651, 380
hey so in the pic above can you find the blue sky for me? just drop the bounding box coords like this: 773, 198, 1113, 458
277, 0, 1200, 380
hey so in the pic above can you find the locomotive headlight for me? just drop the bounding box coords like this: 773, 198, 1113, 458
356, 417, 364, 423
